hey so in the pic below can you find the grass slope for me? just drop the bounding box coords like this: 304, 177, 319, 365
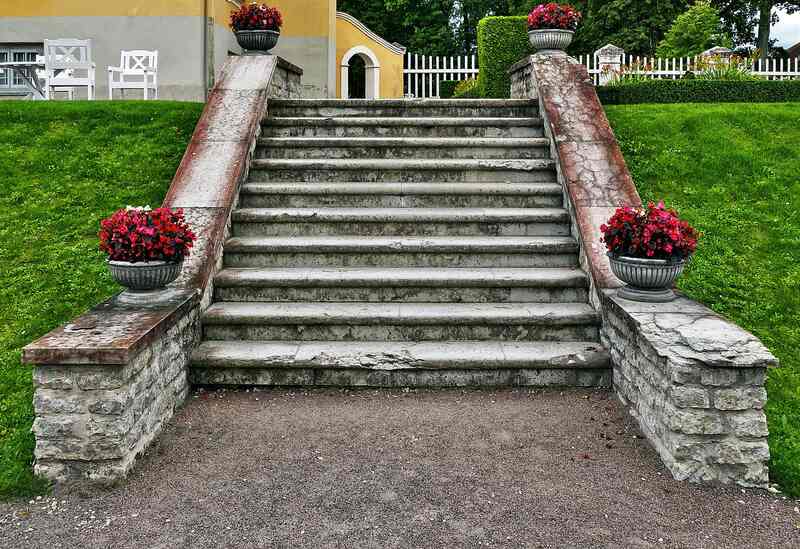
606, 103, 800, 496
0, 101, 202, 499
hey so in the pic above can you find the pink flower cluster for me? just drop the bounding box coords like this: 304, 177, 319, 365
230, 2, 283, 32
527, 3, 582, 31
600, 202, 699, 261
99, 207, 196, 263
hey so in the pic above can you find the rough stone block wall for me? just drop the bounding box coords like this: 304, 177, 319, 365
601, 294, 773, 487
32, 308, 199, 483
268, 59, 303, 98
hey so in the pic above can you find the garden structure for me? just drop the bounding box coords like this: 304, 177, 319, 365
22, 49, 776, 489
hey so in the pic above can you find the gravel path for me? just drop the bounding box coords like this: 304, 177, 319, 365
1, 388, 798, 548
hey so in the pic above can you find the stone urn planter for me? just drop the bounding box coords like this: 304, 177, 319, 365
608, 253, 688, 303
235, 29, 280, 53
528, 29, 575, 54
108, 259, 183, 292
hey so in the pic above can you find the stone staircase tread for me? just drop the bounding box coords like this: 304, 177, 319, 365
224, 235, 578, 253
265, 117, 543, 127
232, 207, 569, 223
214, 267, 588, 288
240, 182, 564, 195
257, 137, 550, 148
191, 340, 610, 370
267, 99, 536, 108
251, 158, 554, 171
202, 301, 600, 325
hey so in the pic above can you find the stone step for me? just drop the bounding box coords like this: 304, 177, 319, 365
261, 117, 544, 138
223, 235, 580, 268
248, 158, 556, 183
189, 340, 611, 388
238, 182, 565, 208
266, 99, 538, 118
255, 137, 551, 159
201, 302, 601, 342
230, 207, 571, 237
213, 267, 589, 303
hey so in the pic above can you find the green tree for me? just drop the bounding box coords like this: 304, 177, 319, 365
657, 1, 732, 57
338, 0, 459, 55
755, 2, 800, 58
574, 0, 689, 55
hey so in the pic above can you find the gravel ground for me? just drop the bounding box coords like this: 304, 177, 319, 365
1, 388, 798, 548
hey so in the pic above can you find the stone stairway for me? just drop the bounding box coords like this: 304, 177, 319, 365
190, 99, 611, 388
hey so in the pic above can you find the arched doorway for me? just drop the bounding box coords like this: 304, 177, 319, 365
340, 46, 380, 99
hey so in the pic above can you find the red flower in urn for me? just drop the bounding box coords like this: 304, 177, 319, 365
230, 2, 283, 32
601, 202, 699, 262
527, 3, 582, 31
99, 206, 196, 263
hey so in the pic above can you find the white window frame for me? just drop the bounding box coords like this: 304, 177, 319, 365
0, 44, 43, 94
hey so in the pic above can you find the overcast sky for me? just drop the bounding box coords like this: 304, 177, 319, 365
774, 9, 800, 47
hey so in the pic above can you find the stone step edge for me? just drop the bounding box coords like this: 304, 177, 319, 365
263, 117, 543, 127
201, 302, 601, 326
223, 235, 579, 253
250, 159, 555, 171
267, 99, 537, 108
213, 267, 588, 288
239, 182, 564, 196
190, 340, 610, 371
256, 137, 550, 148
231, 207, 569, 223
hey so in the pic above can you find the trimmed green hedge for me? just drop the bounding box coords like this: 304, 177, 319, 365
440, 80, 458, 99
477, 16, 532, 99
598, 79, 800, 104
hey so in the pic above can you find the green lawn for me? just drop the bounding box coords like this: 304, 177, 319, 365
606, 103, 800, 497
0, 101, 202, 499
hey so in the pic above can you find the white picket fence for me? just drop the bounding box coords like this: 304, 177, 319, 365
404, 53, 478, 98
403, 49, 800, 96
576, 53, 800, 86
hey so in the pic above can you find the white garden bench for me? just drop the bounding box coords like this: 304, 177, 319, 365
108, 50, 159, 100
43, 39, 96, 100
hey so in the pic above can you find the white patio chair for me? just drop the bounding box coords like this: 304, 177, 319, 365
43, 39, 96, 100
35, 55, 74, 100
108, 50, 159, 100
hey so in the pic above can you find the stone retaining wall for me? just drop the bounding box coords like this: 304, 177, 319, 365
22, 55, 303, 484
509, 54, 778, 488
31, 298, 199, 482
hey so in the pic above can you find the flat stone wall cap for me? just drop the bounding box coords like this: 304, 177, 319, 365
508, 56, 535, 75
276, 56, 304, 76
23, 290, 196, 365
606, 293, 779, 369
596, 44, 625, 56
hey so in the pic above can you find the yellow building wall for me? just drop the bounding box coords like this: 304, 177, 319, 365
2, 0, 330, 37
336, 13, 405, 99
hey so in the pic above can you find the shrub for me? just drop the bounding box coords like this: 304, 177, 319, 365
527, 3, 582, 31
656, 1, 730, 58
440, 80, 458, 99
230, 3, 283, 32
477, 16, 533, 99
601, 202, 699, 261
453, 79, 482, 98
99, 206, 196, 263
694, 54, 760, 81
597, 79, 800, 104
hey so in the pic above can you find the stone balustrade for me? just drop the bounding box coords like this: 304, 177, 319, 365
22, 55, 303, 483
509, 53, 778, 488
